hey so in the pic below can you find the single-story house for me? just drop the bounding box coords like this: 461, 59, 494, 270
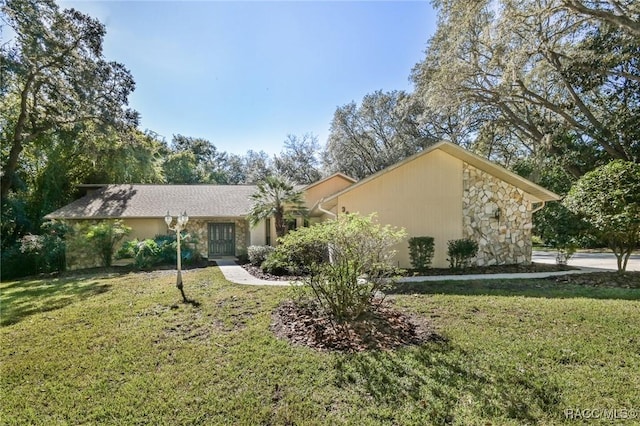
45, 141, 560, 269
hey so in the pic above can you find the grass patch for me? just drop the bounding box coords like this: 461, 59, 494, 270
2, 269, 639, 424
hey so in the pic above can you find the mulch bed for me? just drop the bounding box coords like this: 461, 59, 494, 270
240, 264, 301, 281
406, 262, 577, 276
242, 262, 577, 282
271, 300, 445, 352
545, 271, 640, 288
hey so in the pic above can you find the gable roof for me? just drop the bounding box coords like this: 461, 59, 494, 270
302, 172, 356, 191
45, 184, 258, 219
323, 141, 561, 204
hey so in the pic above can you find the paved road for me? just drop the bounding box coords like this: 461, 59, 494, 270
532, 251, 640, 271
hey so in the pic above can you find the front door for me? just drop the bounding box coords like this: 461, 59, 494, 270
208, 223, 235, 257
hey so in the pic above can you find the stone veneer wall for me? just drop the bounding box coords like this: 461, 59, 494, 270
462, 164, 532, 266
186, 218, 249, 258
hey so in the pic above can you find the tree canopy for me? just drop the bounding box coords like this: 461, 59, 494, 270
564, 160, 640, 271
1, 0, 138, 199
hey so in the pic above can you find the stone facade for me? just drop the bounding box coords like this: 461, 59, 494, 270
186, 218, 249, 258
462, 163, 532, 266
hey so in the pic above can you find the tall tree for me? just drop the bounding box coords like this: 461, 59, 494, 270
412, 0, 640, 177
1, 0, 138, 199
322, 90, 433, 180
564, 160, 640, 271
247, 175, 306, 239
274, 133, 322, 184
162, 135, 228, 184
221, 150, 273, 184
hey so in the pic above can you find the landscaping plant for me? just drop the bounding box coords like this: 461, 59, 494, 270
564, 160, 640, 272
84, 220, 131, 267
247, 245, 275, 266
447, 238, 479, 269
278, 213, 405, 321
408, 236, 435, 271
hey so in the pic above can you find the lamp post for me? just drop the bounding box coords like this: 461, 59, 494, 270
165, 211, 189, 301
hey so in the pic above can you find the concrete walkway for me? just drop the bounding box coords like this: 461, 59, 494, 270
215, 259, 600, 286
215, 259, 293, 286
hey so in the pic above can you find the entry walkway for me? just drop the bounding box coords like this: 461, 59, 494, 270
215, 259, 600, 286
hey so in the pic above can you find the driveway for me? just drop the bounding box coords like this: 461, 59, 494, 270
532, 250, 640, 271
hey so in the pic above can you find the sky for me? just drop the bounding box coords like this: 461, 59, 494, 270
57, 0, 437, 155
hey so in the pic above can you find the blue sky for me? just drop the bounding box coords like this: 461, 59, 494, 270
59, 1, 437, 155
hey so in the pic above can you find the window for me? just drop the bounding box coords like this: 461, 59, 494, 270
265, 218, 271, 246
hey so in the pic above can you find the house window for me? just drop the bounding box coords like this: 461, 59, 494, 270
265, 218, 271, 246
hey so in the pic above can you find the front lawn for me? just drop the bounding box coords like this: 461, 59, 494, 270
2, 268, 639, 424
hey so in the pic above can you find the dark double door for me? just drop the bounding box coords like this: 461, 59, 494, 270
208, 223, 235, 257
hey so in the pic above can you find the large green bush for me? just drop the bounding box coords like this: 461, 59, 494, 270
408, 236, 435, 271
0, 220, 68, 280
277, 213, 406, 321
447, 238, 479, 269
564, 160, 640, 271
247, 245, 275, 266
116, 233, 200, 269
85, 220, 131, 267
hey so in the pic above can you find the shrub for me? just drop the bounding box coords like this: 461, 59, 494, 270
116, 233, 200, 270
248, 245, 275, 266
277, 213, 406, 321
564, 160, 640, 272
1, 221, 67, 279
273, 231, 329, 275
447, 238, 478, 269
260, 251, 290, 276
116, 239, 139, 259
133, 239, 161, 269
85, 220, 131, 267
408, 236, 435, 271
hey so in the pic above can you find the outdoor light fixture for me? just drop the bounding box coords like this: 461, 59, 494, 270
165, 211, 189, 301
494, 208, 501, 220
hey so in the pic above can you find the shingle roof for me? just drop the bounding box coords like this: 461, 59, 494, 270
45, 184, 258, 219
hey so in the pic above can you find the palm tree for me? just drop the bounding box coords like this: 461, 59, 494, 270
247, 175, 307, 239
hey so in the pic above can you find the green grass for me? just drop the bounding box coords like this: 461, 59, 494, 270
2, 268, 639, 425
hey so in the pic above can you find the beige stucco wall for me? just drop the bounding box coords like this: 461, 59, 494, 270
304, 175, 355, 208
250, 219, 267, 246
122, 218, 167, 241
335, 149, 464, 268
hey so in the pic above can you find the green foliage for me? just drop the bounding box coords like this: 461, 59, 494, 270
117, 239, 161, 269
271, 230, 329, 275
260, 252, 290, 276
1, 0, 138, 199
323, 90, 431, 180
408, 236, 435, 271
117, 233, 200, 269
278, 213, 406, 321
273, 133, 322, 184
447, 238, 479, 269
0, 220, 67, 280
84, 220, 131, 267
565, 160, 640, 271
247, 175, 307, 239
247, 245, 275, 266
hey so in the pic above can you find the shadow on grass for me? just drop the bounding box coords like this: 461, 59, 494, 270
1, 277, 111, 326
387, 279, 640, 300
335, 341, 562, 424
